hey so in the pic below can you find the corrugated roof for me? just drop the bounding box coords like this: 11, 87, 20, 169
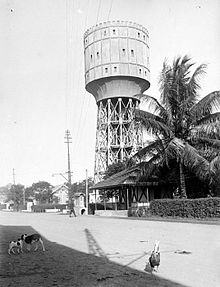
90, 165, 160, 190
90, 167, 139, 190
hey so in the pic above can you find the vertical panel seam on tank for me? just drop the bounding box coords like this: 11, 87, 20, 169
109, 25, 112, 81
135, 27, 138, 83
127, 26, 130, 77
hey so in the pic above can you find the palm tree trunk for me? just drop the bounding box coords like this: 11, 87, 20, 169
179, 161, 187, 198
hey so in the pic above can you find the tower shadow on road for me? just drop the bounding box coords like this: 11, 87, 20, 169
84, 228, 108, 259
0, 224, 188, 287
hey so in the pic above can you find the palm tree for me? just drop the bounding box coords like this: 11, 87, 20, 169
134, 55, 220, 198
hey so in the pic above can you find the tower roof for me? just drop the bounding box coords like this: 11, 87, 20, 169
84, 20, 149, 38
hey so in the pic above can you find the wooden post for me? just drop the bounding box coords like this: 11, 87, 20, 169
126, 188, 129, 209
146, 187, 149, 202
85, 169, 89, 215
95, 189, 97, 212
104, 190, 106, 210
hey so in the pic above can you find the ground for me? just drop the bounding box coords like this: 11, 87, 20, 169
0, 212, 220, 287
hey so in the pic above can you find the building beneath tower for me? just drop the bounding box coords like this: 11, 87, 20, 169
84, 21, 150, 183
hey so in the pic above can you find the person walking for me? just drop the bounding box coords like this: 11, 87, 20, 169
69, 200, 77, 217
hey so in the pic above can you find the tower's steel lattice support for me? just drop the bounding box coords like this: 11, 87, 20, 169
95, 98, 142, 182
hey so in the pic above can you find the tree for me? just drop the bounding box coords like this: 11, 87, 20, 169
134, 55, 220, 198
0, 185, 10, 203
103, 160, 128, 179
7, 184, 25, 211
29, 181, 54, 204
68, 177, 94, 201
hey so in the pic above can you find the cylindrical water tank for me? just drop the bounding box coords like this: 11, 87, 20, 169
84, 21, 150, 102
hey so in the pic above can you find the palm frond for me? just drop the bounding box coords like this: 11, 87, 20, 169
135, 94, 170, 121
182, 64, 207, 115
165, 137, 185, 159
159, 61, 174, 113
187, 64, 207, 97
132, 138, 166, 161
209, 155, 220, 172
159, 55, 198, 127
190, 137, 220, 149
209, 156, 220, 185
138, 157, 161, 179
183, 143, 210, 181
190, 122, 220, 138
193, 112, 220, 126
191, 91, 220, 121
135, 109, 173, 137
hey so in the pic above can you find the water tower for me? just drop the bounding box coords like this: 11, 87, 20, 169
84, 21, 150, 182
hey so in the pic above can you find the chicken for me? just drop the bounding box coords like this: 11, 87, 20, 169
149, 241, 160, 272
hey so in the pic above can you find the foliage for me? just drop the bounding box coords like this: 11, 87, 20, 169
128, 206, 150, 217
68, 177, 94, 202
24, 186, 35, 200
128, 197, 220, 218
149, 198, 220, 218
0, 185, 10, 203
103, 161, 128, 179
28, 181, 54, 204
7, 184, 25, 211
134, 55, 220, 198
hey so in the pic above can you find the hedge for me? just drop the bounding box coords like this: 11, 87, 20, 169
128, 197, 220, 219
32, 203, 67, 213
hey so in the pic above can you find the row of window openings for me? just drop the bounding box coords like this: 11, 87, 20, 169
104, 67, 147, 75
91, 49, 135, 60
105, 30, 146, 40
87, 66, 146, 75
85, 31, 146, 43
87, 67, 147, 76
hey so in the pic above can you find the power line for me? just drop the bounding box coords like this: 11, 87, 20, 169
107, 0, 113, 20
96, 0, 102, 23
72, 0, 91, 153
12, 168, 16, 185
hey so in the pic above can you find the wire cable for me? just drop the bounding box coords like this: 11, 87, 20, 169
96, 0, 102, 24
107, 0, 113, 21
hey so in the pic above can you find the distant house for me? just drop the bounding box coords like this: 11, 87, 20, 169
52, 184, 69, 204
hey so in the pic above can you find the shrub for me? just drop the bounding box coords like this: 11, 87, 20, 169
149, 197, 220, 218
128, 206, 150, 217
0, 204, 6, 210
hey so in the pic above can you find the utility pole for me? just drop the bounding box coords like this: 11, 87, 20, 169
64, 130, 73, 204
12, 168, 16, 185
85, 169, 89, 215
23, 188, 25, 206
64, 130, 72, 186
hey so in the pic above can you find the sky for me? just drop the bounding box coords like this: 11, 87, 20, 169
0, 0, 220, 187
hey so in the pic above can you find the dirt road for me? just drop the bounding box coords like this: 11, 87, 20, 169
0, 212, 219, 286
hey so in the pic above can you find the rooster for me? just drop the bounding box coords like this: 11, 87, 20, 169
149, 241, 160, 272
